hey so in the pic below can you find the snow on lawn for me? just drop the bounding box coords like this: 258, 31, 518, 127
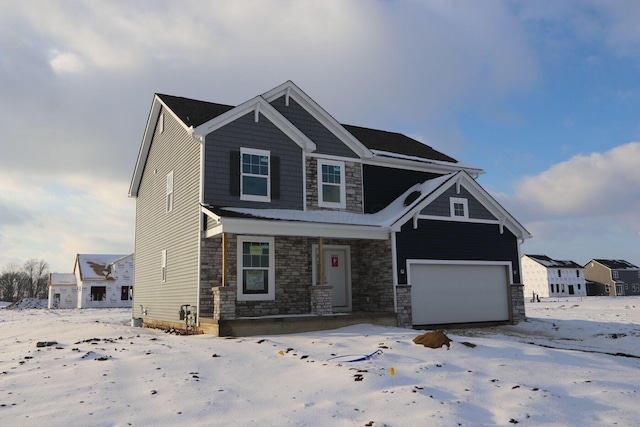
1, 297, 639, 426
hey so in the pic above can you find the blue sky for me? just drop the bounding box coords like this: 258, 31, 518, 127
0, 1, 638, 273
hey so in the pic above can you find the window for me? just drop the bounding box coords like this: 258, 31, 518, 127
166, 171, 174, 212
161, 250, 167, 282
632, 284, 639, 293
318, 159, 346, 208
449, 197, 468, 219
558, 269, 562, 277
237, 236, 275, 301
121, 286, 132, 301
561, 284, 565, 292
241, 148, 270, 202
90, 286, 106, 301
612, 270, 619, 279
605, 284, 610, 294
576, 270, 580, 278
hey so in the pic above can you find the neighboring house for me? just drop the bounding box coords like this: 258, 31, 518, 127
584, 259, 640, 297
48, 254, 134, 309
129, 81, 531, 336
521, 254, 586, 299
48, 273, 78, 309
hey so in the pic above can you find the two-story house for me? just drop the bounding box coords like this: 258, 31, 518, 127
584, 259, 640, 296
521, 254, 586, 299
129, 81, 531, 336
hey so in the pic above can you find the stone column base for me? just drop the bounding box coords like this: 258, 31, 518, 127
310, 285, 333, 315
510, 283, 526, 324
213, 286, 237, 320
395, 284, 412, 328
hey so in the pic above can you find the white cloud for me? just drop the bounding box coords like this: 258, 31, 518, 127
511, 142, 640, 217
49, 49, 84, 73
499, 142, 640, 264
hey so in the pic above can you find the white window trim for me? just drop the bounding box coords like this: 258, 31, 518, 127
612, 270, 619, 279
240, 147, 271, 202
166, 171, 174, 212
161, 250, 167, 283
449, 197, 469, 219
237, 236, 275, 301
317, 159, 346, 209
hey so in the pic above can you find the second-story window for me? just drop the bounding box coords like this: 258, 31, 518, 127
318, 159, 345, 208
612, 270, 619, 279
558, 269, 562, 278
241, 148, 270, 202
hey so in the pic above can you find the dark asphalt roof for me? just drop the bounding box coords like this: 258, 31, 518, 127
156, 94, 458, 163
593, 259, 639, 270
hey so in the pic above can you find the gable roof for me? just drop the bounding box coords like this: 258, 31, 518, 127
524, 254, 582, 269
74, 254, 132, 281
48, 273, 77, 286
343, 125, 457, 163
156, 94, 233, 128
590, 259, 639, 270
130, 81, 483, 197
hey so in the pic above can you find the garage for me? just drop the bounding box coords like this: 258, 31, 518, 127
409, 262, 510, 325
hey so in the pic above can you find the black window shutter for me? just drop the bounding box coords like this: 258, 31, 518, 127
271, 155, 280, 200
230, 151, 240, 196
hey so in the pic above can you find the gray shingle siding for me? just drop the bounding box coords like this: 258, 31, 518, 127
270, 96, 358, 158
203, 112, 303, 209
133, 107, 201, 322
420, 185, 496, 220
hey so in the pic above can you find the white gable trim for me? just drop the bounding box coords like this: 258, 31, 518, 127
193, 95, 316, 153
261, 81, 373, 159
390, 171, 532, 240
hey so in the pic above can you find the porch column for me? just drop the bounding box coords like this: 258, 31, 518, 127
510, 283, 526, 324
395, 284, 413, 328
213, 286, 237, 320
310, 285, 333, 315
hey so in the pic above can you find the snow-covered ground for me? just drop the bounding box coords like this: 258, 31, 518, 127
1, 297, 639, 426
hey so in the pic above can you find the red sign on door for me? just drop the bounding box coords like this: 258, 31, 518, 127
331, 255, 339, 267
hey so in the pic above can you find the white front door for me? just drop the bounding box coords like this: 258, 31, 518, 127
313, 245, 351, 311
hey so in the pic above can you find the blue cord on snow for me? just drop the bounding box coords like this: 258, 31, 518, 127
327, 349, 383, 363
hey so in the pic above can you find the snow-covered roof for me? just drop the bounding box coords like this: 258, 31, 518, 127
222, 174, 454, 228
49, 273, 77, 286
75, 254, 132, 281
525, 255, 582, 269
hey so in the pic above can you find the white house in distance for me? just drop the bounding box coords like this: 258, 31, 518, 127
48, 254, 134, 309
521, 254, 587, 299
48, 273, 78, 309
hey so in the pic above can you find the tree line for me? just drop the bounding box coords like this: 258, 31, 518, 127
0, 259, 49, 302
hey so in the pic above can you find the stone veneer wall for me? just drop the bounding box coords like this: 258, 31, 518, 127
199, 235, 222, 318
351, 239, 394, 312
305, 157, 363, 213
510, 283, 526, 324
235, 236, 313, 317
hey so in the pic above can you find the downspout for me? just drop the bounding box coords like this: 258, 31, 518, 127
391, 231, 398, 313
222, 232, 227, 286
318, 237, 324, 285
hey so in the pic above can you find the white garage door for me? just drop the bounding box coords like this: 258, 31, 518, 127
410, 263, 510, 325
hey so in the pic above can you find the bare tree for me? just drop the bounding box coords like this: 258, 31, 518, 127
0, 263, 28, 302
23, 259, 50, 299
